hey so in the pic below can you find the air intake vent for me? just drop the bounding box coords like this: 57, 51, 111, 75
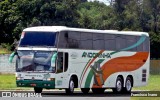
142, 69, 147, 82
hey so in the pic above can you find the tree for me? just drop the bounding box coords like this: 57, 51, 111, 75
77, 1, 112, 29
0, 0, 19, 44
143, 0, 160, 34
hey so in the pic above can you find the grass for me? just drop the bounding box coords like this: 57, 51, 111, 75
133, 75, 160, 91
0, 48, 11, 54
0, 74, 31, 90
131, 75, 160, 100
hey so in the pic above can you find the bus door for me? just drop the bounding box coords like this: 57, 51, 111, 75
55, 52, 69, 88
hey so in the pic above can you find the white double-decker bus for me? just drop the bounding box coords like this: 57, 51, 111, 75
9, 26, 150, 94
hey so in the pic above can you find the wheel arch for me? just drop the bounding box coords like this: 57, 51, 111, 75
117, 75, 124, 87
126, 75, 134, 87
70, 74, 78, 88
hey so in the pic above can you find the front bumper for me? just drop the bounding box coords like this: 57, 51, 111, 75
16, 80, 55, 89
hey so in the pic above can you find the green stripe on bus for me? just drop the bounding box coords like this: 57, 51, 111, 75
84, 59, 105, 88
97, 59, 105, 63
84, 69, 93, 88
80, 59, 91, 84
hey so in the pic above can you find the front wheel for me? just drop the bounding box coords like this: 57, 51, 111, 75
65, 78, 74, 94
81, 88, 90, 94
34, 87, 43, 93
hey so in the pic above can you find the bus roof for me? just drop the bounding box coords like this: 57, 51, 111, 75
23, 26, 149, 36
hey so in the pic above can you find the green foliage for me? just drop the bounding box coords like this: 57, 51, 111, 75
0, 0, 160, 58
150, 32, 160, 58
1, 43, 12, 51
77, 1, 112, 29
0, 0, 19, 44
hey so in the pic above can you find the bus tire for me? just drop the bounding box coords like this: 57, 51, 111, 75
65, 78, 74, 94
92, 88, 105, 94
124, 77, 132, 93
81, 88, 90, 94
34, 87, 43, 93
112, 77, 123, 93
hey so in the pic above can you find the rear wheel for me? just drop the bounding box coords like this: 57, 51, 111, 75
124, 77, 132, 93
81, 88, 90, 94
112, 77, 123, 93
34, 87, 43, 93
92, 88, 105, 94
65, 78, 74, 94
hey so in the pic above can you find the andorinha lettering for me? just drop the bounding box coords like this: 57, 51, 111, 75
82, 52, 111, 58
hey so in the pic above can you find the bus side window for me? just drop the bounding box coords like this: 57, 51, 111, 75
57, 52, 63, 73
116, 35, 126, 50
67, 31, 80, 48
126, 35, 137, 51
137, 36, 143, 52
58, 32, 68, 48
64, 53, 68, 72
93, 33, 104, 50
80, 32, 93, 49
143, 37, 149, 52
105, 34, 116, 50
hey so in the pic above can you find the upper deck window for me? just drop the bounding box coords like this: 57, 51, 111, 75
19, 32, 57, 47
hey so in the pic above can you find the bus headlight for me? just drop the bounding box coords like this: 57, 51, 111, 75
16, 77, 24, 80
47, 78, 55, 81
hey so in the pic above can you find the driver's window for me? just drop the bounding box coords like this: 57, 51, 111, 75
56, 52, 63, 73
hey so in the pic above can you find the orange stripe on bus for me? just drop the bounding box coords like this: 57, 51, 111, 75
92, 52, 149, 88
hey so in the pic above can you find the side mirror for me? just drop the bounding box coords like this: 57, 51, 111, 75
51, 52, 57, 62
9, 52, 16, 63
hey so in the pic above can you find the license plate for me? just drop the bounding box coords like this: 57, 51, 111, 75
30, 84, 36, 86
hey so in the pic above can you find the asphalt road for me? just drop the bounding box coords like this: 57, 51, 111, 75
41, 90, 131, 97
0, 90, 131, 100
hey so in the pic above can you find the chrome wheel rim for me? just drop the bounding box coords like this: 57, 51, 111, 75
117, 80, 122, 92
70, 80, 74, 92
126, 80, 131, 91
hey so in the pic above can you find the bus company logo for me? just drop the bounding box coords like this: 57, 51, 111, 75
25, 74, 42, 77
82, 52, 111, 58
70, 52, 78, 59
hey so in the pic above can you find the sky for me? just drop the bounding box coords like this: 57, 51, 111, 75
88, 0, 110, 5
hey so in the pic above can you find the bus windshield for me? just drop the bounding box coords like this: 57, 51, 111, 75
19, 32, 57, 47
16, 50, 56, 73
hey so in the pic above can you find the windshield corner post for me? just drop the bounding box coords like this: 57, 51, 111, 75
55, 31, 61, 73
